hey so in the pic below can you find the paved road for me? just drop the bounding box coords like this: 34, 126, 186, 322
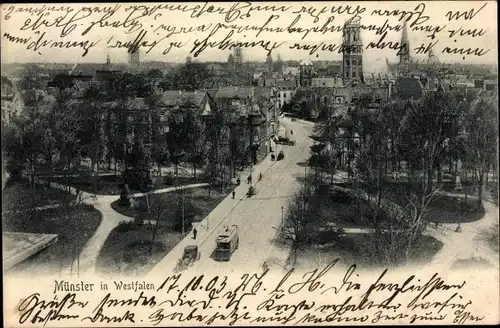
152, 118, 314, 277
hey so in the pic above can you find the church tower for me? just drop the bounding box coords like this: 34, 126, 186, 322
299, 60, 313, 87
233, 47, 243, 65
128, 48, 140, 68
399, 22, 411, 65
105, 51, 111, 70
266, 53, 273, 73
342, 17, 363, 84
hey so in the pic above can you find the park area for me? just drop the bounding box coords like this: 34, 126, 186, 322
95, 186, 228, 276
50, 171, 202, 196
281, 175, 490, 270
292, 186, 446, 269
3, 180, 102, 276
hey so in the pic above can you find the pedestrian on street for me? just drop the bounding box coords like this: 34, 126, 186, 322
193, 228, 197, 240
262, 261, 268, 272
232, 190, 235, 199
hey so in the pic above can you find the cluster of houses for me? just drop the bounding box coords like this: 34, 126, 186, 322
2, 20, 498, 170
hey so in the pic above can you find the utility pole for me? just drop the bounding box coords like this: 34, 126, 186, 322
181, 185, 185, 235
281, 205, 284, 231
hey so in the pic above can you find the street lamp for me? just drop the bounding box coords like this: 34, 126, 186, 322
281, 205, 284, 230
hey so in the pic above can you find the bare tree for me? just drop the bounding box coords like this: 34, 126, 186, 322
278, 183, 319, 268
144, 194, 169, 255
62, 190, 85, 278
465, 92, 498, 209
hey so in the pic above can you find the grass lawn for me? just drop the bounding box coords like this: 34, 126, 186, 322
425, 195, 484, 223
376, 182, 486, 224
480, 223, 499, 254
313, 189, 383, 229
99, 186, 228, 276
451, 257, 493, 271
2, 180, 76, 212
4, 204, 102, 276
95, 223, 184, 277
36, 162, 115, 176
50, 174, 200, 196
111, 186, 227, 224
294, 233, 443, 270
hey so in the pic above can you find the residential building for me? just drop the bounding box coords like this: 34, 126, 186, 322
311, 77, 343, 88
214, 86, 276, 164
274, 79, 298, 110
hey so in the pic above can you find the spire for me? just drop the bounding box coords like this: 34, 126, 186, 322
399, 22, 411, 65
104, 50, 111, 71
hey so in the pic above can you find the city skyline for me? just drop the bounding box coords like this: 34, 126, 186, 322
1, 1, 497, 72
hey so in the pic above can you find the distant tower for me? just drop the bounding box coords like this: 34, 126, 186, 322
299, 60, 313, 87
227, 53, 235, 65
233, 47, 243, 65
399, 22, 411, 65
266, 53, 273, 73
105, 51, 111, 70
428, 48, 439, 64
275, 53, 284, 73
342, 16, 363, 84
186, 56, 192, 64
128, 48, 140, 68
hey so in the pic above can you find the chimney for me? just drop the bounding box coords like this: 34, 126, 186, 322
194, 90, 197, 94
251, 86, 255, 98
234, 86, 238, 91
179, 90, 182, 95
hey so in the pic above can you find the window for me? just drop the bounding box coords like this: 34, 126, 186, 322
352, 71, 356, 78
345, 72, 349, 78
352, 60, 356, 66
345, 60, 349, 66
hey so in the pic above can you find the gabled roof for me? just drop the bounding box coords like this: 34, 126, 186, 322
159, 91, 206, 108
282, 67, 299, 76
395, 77, 424, 98
215, 86, 255, 99
69, 63, 127, 76
74, 81, 90, 92
108, 97, 149, 110
226, 98, 266, 120
274, 79, 297, 88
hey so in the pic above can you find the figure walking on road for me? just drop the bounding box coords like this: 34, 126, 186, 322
193, 228, 197, 240
247, 174, 252, 184
262, 261, 268, 273
232, 190, 235, 199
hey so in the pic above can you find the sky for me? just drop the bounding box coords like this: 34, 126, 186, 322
1, 1, 497, 74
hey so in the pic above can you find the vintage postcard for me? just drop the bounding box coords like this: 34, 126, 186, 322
2, 1, 499, 326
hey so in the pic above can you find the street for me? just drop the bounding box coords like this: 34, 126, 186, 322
149, 118, 314, 276
189, 119, 313, 275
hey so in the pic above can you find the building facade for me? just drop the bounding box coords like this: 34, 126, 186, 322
342, 16, 363, 83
